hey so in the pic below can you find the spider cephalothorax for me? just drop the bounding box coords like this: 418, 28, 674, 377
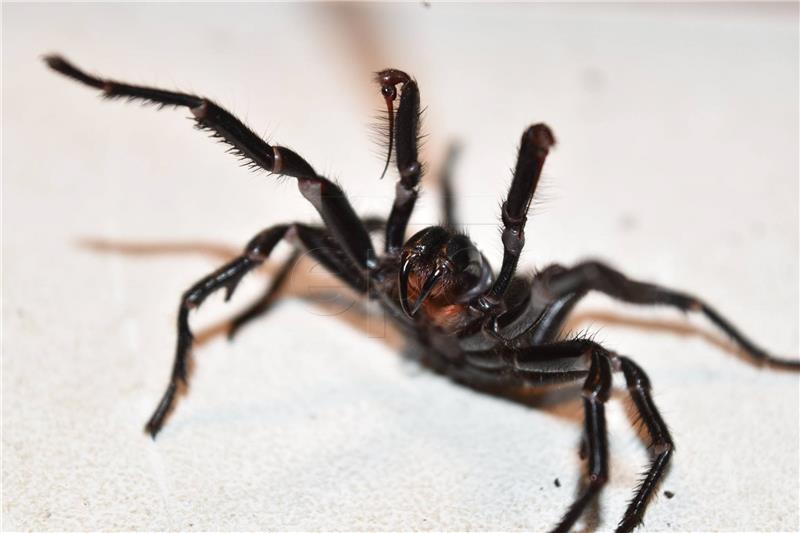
45, 55, 799, 533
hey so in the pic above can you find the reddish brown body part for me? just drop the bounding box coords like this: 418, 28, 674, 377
405, 271, 470, 331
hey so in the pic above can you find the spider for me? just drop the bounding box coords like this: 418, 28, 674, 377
45, 55, 798, 533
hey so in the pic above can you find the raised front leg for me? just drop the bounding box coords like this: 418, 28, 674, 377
44, 55, 377, 271
375, 69, 424, 255
477, 124, 556, 310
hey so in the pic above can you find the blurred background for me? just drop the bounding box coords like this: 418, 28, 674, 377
3, 3, 798, 531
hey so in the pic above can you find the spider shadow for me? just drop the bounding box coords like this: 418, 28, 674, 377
79, 237, 240, 263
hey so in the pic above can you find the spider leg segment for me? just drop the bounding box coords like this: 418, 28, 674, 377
228, 216, 387, 340
375, 69, 424, 255
616, 357, 674, 533
227, 248, 301, 341
478, 124, 556, 310
551, 350, 612, 533
145, 223, 369, 438
533, 260, 800, 369
43, 55, 378, 271
463, 338, 591, 381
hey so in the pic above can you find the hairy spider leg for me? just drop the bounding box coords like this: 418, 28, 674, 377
43, 55, 378, 273
144, 223, 370, 438
551, 351, 612, 533
461, 339, 672, 533
478, 124, 556, 310
531, 260, 800, 369
227, 248, 302, 341
228, 216, 387, 340
375, 70, 425, 255
615, 357, 674, 533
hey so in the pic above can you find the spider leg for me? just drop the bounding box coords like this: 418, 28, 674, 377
228, 217, 386, 339
461, 341, 608, 533
44, 55, 377, 271
535, 260, 799, 369
145, 223, 368, 438
464, 338, 592, 382
375, 70, 424, 255
477, 124, 556, 309
551, 350, 612, 533
463, 340, 611, 532
227, 249, 301, 340
615, 357, 674, 533
463, 340, 670, 532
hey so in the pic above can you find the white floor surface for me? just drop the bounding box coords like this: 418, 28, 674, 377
3, 4, 799, 532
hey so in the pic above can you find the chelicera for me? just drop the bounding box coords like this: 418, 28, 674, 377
45, 55, 799, 533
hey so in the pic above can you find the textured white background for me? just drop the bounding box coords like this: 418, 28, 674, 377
3, 3, 799, 532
